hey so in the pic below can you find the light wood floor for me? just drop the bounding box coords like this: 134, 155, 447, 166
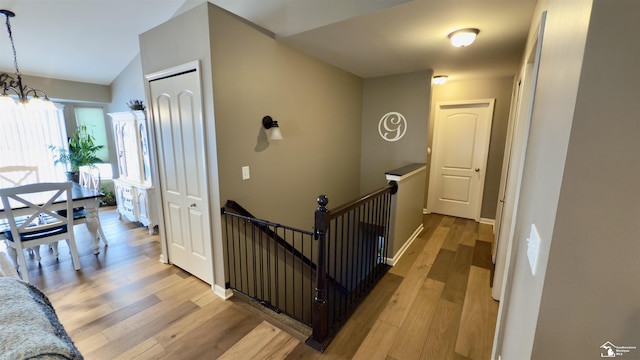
5, 208, 498, 359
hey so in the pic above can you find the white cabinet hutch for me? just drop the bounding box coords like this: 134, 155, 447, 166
109, 111, 157, 233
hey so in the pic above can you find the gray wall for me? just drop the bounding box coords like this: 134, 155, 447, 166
532, 0, 640, 358
496, 0, 593, 358
108, 55, 146, 114
427, 76, 513, 220
209, 5, 363, 230
360, 71, 432, 195
19, 74, 110, 104
388, 166, 426, 259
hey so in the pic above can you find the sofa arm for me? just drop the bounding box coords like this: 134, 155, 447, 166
0, 277, 83, 359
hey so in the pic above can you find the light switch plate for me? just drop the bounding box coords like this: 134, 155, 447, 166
527, 223, 540, 276
242, 166, 250, 180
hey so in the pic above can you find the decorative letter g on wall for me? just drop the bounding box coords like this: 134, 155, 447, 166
378, 112, 407, 142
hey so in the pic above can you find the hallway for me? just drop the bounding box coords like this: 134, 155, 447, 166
286, 213, 498, 359
29, 210, 497, 359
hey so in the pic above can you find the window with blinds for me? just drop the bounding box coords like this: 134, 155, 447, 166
0, 104, 67, 182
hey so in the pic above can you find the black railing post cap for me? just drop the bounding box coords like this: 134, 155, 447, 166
317, 195, 328, 207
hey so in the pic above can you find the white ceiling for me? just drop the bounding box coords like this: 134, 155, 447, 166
0, 0, 537, 86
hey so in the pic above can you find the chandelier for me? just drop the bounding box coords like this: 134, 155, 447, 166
0, 9, 55, 110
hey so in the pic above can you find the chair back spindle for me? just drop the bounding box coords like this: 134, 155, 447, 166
0, 166, 40, 188
78, 166, 101, 191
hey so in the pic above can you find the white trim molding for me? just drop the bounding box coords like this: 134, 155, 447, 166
385, 224, 424, 266
213, 284, 233, 300
424, 208, 495, 228
480, 218, 495, 233
480, 218, 495, 225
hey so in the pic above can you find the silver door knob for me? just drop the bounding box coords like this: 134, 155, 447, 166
475, 168, 480, 172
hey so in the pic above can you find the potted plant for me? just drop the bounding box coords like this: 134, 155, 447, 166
99, 188, 116, 207
127, 99, 145, 111
50, 125, 104, 182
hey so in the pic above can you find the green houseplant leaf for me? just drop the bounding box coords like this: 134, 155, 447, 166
50, 125, 105, 173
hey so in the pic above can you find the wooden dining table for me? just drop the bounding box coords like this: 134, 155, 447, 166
0, 182, 105, 254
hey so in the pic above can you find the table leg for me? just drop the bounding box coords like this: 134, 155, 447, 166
148, 222, 156, 235
84, 201, 101, 255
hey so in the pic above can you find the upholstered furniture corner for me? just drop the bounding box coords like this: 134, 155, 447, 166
0, 251, 83, 359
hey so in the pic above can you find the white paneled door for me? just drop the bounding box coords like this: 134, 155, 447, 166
148, 64, 213, 284
428, 100, 495, 220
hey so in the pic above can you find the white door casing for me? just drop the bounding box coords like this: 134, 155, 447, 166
147, 62, 213, 285
493, 80, 523, 263
491, 11, 547, 360
492, 12, 547, 302
428, 99, 495, 221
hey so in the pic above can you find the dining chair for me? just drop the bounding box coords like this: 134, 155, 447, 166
79, 165, 99, 190
0, 182, 81, 283
0, 165, 40, 188
0, 166, 41, 255
76, 166, 108, 245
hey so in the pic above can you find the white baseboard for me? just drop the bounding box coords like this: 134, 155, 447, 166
425, 210, 494, 228
480, 218, 495, 234
479, 218, 495, 226
385, 224, 424, 266
213, 284, 234, 300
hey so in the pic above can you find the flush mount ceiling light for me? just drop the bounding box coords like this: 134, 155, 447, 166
432, 75, 448, 85
0, 9, 55, 110
448, 28, 480, 47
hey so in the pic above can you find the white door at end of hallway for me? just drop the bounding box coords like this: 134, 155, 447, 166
428, 99, 495, 221
148, 68, 213, 284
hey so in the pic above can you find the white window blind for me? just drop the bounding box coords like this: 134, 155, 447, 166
0, 104, 68, 182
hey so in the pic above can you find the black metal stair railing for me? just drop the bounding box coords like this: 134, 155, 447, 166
225, 200, 316, 271
221, 180, 398, 352
222, 207, 315, 326
308, 181, 397, 351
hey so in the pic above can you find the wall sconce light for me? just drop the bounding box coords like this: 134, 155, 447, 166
432, 75, 448, 85
448, 28, 480, 47
262, 115, 283, 141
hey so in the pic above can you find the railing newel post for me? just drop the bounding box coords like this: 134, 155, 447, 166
308, 194, 330, 351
